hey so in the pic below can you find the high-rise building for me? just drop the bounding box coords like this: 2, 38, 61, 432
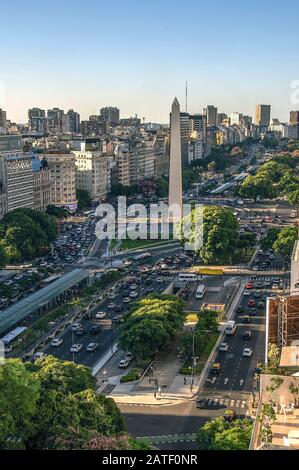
67, 109, 81, 133
0, 109, 7, 132
32, 156, 51, 211
290, 111, 299, 125
168, 98, 182, 221
47, 108, 64, 133
230, 112, 243, 125
28, 108, 48, 134
81, 116, 107, 136
255, 104, 271, 128
216, 113, 227, 125
204, 105, 217, 126
46, 152, 77, 212
100, 107, 120, 125
73, 144, 108, 204
0, 135, 34, 213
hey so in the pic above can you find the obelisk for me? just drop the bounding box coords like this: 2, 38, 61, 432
168, 97, 183, 222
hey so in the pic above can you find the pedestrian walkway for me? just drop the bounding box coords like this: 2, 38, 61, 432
197, 396, 247, 409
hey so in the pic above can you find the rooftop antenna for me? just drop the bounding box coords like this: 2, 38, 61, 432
185, 81, 188, 113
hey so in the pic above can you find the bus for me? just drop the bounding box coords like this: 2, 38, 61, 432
195, 284, 206, 299
178, 272, 197, 283
0, 326, 27, 352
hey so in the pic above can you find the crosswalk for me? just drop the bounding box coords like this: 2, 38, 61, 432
198, 397, 247, 409
137, 433, 197, 445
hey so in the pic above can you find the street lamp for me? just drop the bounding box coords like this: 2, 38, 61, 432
190, 328, 212, 391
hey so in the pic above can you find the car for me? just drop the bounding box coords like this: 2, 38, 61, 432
249, 308, 256, 316
243, 315, 250, 324
272, 283, 279, 289
90, 325, 101, 335
112, 315, 123, 324
123, 297, 131, 303
95, 311, 106, 319
224, 409, 236, 422
129, 290, 138, 298
51, 338, 63, 347
108, 302, 115, 309
243, 347, 253, 357
243, 290, 251, 296
254, 291, 261, 298
258, 301, 264, 309
125, 352, 134, 361
108, 292, 116, 299
75, 328, 86, 336
83, 311, 93, 320
130, 284, 138, 290
119, 358, 130, 368
86, 342, 99, 352
248, 299, 256, 307
115, 305, 123, 312
243, 331, 252, 340
211, 363, 221, 374
71, 322, 82, 331
245, 283, 253, 289
219, 343, 229, 352
70, 344, 83, 353
236, 305, 244, 314
253, 266, 259, 271
196, 398, 208, 409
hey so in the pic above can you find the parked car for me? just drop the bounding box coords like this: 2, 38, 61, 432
51, 338, 63, 347
119, 358, 130, 368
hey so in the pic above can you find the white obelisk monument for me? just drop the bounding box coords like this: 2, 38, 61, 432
168, 97, 183, 222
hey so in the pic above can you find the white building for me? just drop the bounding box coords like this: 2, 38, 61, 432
73, 143, 109, 203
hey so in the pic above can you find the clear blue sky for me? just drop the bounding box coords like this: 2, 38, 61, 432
1, 0, 299, 123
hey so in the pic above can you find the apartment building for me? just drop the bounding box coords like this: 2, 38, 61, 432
46, 152, 77, 211
0, 135, 34, 213
32, 156, 51, 211
73, 144, 108, 203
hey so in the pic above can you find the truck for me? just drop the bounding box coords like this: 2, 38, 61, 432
225, 320, 236, 335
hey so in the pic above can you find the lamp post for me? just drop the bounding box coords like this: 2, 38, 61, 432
190, 329, 212, 391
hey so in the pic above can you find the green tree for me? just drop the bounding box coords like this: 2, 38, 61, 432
0, 359, 40, 447
288, 190, 299, 206
239, 174, 274, 202
261, 228, 280, 250
273, 226, 297, 259
196, 417, 253, 450
76, 189, 92, 210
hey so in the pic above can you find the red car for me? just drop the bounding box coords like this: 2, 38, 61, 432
248, 299, 256, 307
245, 283, 253, 289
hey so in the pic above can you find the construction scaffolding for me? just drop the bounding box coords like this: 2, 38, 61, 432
268, 295, 299, 348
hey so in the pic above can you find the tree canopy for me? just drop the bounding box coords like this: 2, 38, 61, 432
196, 417, 253, 450
0, 356, 145, 450
0, 208, 57, 262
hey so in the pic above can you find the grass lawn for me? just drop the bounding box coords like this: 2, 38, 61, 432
179, 332, 219, 376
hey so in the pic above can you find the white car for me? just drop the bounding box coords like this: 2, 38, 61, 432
108, 302, 115, 309
219, 343, 229, 352
243, 347, 253, 357
119, 358, 130, 368
253, 266, 259, 271
130, 284, 138, 290
129, 291, 138, 298
71, 322, 82, 331
123, 297, 131, 303
243, 290, 251, 296
86, 342, 99, 352
272, 283, 279, 290
95, 311, 106, 319
51, 338, 63, 347
70, 344, 83, 353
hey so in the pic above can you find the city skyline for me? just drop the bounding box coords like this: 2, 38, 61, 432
1, 0, 299, 123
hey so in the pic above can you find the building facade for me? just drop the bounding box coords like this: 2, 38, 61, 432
73, 145, 108, 203
100, 107, 120, 125
46, 153, 77, 211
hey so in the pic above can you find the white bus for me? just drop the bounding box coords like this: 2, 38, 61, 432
195, 284, 206, 299
178, 273, 197, 283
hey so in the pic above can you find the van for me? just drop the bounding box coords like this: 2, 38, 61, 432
195, 284, 206, 299
225, 320, 236, 335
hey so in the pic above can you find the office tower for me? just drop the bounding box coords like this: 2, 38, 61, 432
46, 152, 77, 212
255, 104, 271, 128
179, 112, 190, 166
216, 113, 227, 125
230, 112, 243, 125
0, 109, 7, 131
67, 109, 81, 133
168, 98, 182, 221
28, 108, 48, 134
204, 105, 217, 126
0, 135, 34, 213
290, 111, 299, 124
100, 107, 120, 125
